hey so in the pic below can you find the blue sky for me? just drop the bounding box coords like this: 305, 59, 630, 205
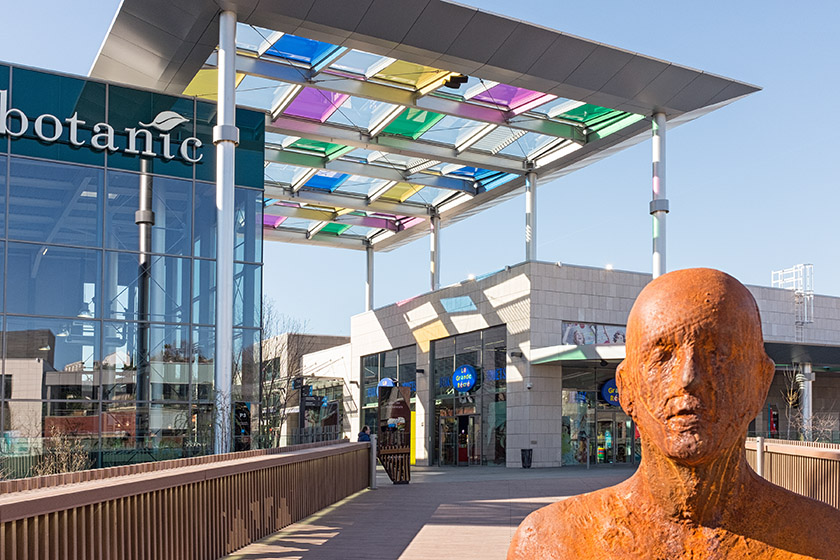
1, 1, 838, 335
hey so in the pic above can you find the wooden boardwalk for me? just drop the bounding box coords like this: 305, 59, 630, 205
225, 464, 635, 560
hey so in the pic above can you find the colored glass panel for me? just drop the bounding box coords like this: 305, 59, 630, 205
471, 84, 546, 110
304, 171, 349, 191
265, 34, 340, 66
374, 61, 448, 89
283, 88, 348, 122
380, 182, 423, 203
264, 214, 287, 228
318, 223, 352, 236
382, 109, 444, 139
182, 69, 245, 100
558, 103, 613, 123
288, 138, 349, 158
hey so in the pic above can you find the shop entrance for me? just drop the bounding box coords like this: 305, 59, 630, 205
439, 414, 480, 466
595, 410, 634, 464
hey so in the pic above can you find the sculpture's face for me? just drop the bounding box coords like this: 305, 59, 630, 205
618, 269, 774, 465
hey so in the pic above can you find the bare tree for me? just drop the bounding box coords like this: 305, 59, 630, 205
30, 426, 91, 477
781, 365, 804, 440
260, 298, 313, 447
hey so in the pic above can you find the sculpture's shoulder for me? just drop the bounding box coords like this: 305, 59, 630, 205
507, 486, 624, 560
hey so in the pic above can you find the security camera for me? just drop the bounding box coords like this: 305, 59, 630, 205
526, 382, 533, 390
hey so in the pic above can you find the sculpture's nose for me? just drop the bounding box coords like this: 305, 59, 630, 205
677, 346, 701, 390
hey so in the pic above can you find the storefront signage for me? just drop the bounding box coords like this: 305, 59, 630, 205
452, 365, 477, 392
601, 378, 620, 406
378, 377, 395, 387
0, 91, 203, 163
485, 367, 506, 382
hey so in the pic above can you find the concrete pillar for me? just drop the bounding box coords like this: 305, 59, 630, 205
802, 363, 813, 440
525, 171, 537, 261
214, 10, 239, 455
650, 112, 669, 278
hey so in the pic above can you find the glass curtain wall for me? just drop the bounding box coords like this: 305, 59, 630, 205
561, 367, 636, 466
360, 345, 416, 434
431, 325, 506, 466
0, 65, 265, 473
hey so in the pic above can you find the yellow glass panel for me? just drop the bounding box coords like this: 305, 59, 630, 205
374, 61, 449, 90
381, 182, 423, 203
182, 69, 245, 100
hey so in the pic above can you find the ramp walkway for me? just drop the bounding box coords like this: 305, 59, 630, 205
225, 464, 635, 560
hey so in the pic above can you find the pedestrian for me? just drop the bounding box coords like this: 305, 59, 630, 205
358, 425, 371, 442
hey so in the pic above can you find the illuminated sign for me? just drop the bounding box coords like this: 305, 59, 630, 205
452, 365, 477, 392
601, 378, 620, 407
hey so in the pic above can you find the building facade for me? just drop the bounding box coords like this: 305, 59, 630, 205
0, 64, 265, 471
346, 261, 840, 468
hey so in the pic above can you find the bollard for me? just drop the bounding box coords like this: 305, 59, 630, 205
755, 436, 764, 478
369, 434, 378, 490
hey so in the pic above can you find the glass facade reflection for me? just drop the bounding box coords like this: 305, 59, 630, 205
0, 65, 265, 470
360, 345, 416, 436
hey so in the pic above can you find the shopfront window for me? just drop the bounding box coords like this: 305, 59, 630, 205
431, 325, 506, 466
360, 345, 416, 434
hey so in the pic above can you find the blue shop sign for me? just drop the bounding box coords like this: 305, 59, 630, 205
378, 377, 396, 387
452, 365, 477, 392
601, 379, 620, 407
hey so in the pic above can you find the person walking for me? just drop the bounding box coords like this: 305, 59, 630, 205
358, 425, 371, 442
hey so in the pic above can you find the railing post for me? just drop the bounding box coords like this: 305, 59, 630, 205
756, 436, 765, 478
370, 434, 378, 489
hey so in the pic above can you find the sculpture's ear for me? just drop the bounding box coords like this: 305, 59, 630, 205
616, 359, 634, 416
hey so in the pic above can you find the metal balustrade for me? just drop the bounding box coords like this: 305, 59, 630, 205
0, 440, 370, 559
746, 437, 840, 509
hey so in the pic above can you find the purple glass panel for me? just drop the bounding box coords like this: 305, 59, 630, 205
263, 215, 287, 228
284, 88, 349, 122
472, 84, 546, 110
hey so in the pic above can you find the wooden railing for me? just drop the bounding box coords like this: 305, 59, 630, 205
0, 441, 370, 559
746, 437, 840, 509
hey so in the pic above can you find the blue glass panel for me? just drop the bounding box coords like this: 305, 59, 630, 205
7, 242, 100, 318
5, 316, 99, 400
304, 171, 349, 191
8, 158, 103, 247
480, 172, 517, 191
265, 35, 338, 65
235, 107, 265, 189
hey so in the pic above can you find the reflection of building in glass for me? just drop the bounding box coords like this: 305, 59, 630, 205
0, 64, 264, 467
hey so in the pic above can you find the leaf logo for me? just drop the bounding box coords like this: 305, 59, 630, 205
139, 111, 189, 132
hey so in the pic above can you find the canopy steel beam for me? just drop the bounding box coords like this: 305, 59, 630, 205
264, 226, 368, 250
265, 204, 402, 231
265, 183, 432, 218
230, 54, 586, 144
267, 116, 524, 174
264, 147, 476, 193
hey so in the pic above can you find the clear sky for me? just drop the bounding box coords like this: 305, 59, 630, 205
1, 1, 838, 335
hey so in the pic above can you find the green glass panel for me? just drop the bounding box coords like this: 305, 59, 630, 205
235, 107, 265, 189
10, 68, 106, 166
318, 223, 351, 235
289, 138, 348, 157
559, 104, 613, 123
108, 85, 195, 179
383, 109, 445, 139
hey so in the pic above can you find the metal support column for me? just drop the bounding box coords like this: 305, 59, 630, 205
802, 362, 814, 440
365, 244, 374, 311
430, 214, 440, 291
214, 10, 239, 455
650, 112, 669, 279
525, 171, 537, 261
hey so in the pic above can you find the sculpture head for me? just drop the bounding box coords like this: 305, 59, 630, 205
616, 268, 775, 465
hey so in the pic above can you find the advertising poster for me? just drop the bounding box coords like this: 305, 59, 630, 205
562, 322, 626, 346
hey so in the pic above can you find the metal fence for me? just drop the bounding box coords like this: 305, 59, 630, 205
0, 440, 370, 559
746, 437, 840, 509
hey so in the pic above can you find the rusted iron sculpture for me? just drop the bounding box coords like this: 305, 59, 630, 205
509, 268, 840, 559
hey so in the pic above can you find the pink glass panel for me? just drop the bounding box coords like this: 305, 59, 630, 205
284, 88, 349, 122
472, 84, 546, 110
263, 215, 287, 228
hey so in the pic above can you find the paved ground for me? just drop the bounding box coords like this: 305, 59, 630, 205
225, 464, 636, 560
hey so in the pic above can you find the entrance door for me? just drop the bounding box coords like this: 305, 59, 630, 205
596, 417, 614, 464
439, 417, 456, 466
596, 411, 635, 464
456, 415, 481, 465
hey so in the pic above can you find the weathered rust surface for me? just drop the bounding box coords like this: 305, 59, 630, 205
508, 268, 840, 559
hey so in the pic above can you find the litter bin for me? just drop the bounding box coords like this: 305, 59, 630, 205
521, 448, 533, 469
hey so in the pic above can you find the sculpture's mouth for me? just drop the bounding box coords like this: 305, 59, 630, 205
665, 395, 703, 425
